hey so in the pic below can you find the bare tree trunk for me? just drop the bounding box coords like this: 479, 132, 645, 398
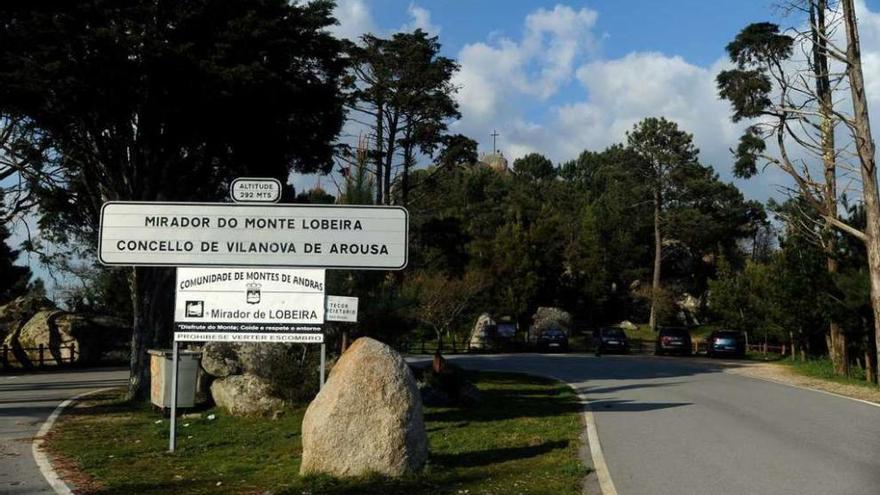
382, 109, 399, 205
649, 185, 662, 332
401, 124, 414, 206
126, 266, 174, 401
843, 0, 880, 382
864, 322, 877, 383
374, 101, 385, 205
812, 0, 849, 376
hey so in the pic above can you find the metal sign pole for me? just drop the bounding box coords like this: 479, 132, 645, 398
169, 339, 179, 453
320, 343, 326, 389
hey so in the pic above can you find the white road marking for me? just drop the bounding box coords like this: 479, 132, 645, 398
728, 370, 880, 409
32, 387, 117, 495
551, 376, 618, 495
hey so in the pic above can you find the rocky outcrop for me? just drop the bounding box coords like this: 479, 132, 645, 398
2, 306, 128, 366
467, 313, 495, 350
530, 306, 572, 342
210, 374, 286, 417
617, 320, 638, 331
300, 337, 427, 477
201, 342, 243, 377
201, 342, 320, 415
0, 295, 54, 343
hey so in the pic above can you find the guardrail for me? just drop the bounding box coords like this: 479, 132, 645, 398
399, 336, 788, 357
1, 343, 78, 369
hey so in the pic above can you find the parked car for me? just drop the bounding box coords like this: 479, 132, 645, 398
595, 327, 630, 354
655, 327, 692, 356
537, 328, 569, 352
705, 330, 746, 358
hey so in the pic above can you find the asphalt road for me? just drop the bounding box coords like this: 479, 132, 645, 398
0, 368, 128, 495
437, 354, 880, 495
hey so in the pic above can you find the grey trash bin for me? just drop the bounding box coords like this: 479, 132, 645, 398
148, 349, 202, 408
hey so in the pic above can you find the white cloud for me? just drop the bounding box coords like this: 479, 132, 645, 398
402, 3, 440, 35
328, 0, 377, 41
453, 4, 599, 130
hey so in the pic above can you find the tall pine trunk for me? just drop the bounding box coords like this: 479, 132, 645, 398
812, 0, 848, 375
649, 185, 662, 332
382, 109, 399, 205
843, 0, 880, 382
374, 100, 385, 205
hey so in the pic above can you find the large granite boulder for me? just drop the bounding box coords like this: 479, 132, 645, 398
467, 313, 495, 350
201, 342, 320, 414
617, 320, 638, 331
201, 342, 243, 377
300, 337, 427, 477
0, 295, 55, 343
530, 306, 572, 342
210, 374, 286, 417
3, 309, 128, 365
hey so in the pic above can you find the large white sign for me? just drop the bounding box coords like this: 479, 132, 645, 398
326, 295, 359, 322
98, 202, 408, 269
173, 268, 325, 342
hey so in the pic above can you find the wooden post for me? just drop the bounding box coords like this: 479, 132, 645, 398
70, 343, 76, 364
782, 344, 786, 356
38, 344, 44, 367
2, 344, 7, 366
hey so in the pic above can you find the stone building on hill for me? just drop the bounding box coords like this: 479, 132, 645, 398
476, 152, 509, 172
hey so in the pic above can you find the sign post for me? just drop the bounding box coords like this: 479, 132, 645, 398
169, 341, 179, 452
98, 193, 408, 455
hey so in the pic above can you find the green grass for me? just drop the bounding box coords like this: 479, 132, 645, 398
47, 372, 588, 495
779, 356, 878, 389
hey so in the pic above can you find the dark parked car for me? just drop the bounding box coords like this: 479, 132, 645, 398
595, 327, 630, 354
537, 328, 569, 352
655, 327, 692, 356
705, 330, 746, 358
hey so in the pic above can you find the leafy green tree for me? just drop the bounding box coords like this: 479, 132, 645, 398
626, 117, 701, 331
295, 188, 335, 204
350, 30, 460, 205
512, 153, 555, 181
437, 134, 478, 170
0, 193, 30, 302
0, 0, 349, 399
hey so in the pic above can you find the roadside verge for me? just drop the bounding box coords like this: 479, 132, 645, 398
32, 387, 118, 495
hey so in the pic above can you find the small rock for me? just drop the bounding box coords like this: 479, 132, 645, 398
207, 414, 216, 420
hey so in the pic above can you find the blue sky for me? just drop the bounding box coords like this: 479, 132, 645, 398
319, 0, 880, 203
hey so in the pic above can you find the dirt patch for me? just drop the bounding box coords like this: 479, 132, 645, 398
725, 361, 880, 405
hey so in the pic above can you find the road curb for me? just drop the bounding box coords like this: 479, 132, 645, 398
730, 370, 880, 409
548, 375, 618, 495
32, 387, 118, 495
